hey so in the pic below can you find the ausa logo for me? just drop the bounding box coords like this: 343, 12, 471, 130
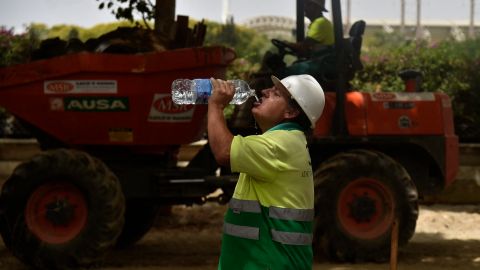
64, 97, 129, 112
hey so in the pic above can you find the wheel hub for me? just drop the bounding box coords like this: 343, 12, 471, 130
45, 197, 76, 226
25, 182, 88, 244
348, 193, 377, 222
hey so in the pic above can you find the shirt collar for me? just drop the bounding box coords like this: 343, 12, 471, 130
267, 122, 304, 132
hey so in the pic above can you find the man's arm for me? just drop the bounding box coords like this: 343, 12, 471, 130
207, 78, 234, 166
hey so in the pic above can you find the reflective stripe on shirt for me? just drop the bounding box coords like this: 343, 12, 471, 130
271, 229, 313, 245
226, 198, 313, 244
269, 206, 314, 222
229, 198, 261, 213
224, 223, 259, 240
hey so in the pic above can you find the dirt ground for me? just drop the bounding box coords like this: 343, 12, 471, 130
1, 203, 480, 270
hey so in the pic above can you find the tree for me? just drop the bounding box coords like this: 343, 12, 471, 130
0, 26, 41, 67
204, 19, 270, 65
96, 0, 175, 37
68, 28, 80, 40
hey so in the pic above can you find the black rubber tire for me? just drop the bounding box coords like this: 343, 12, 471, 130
0, 149, 125, 269
313, 149, 418, 262
115, 200, 160, 248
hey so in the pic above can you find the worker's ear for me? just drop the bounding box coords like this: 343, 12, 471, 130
284, 107, 300, 120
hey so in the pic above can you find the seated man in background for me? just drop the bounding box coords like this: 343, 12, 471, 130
289, 0, 334, 57
259, 0, 334, 75
250, 0, 335, 102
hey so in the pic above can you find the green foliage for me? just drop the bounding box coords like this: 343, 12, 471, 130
0, 22, 143, 67
364, 30, 414, 50
28, 21, 139, 42
0, 26, 40, 67
353, 38, 480, 141
353, 39, 479, 94
204, 19, 270, 67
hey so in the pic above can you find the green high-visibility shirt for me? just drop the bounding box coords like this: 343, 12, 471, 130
307, 17, 334, 46
218, 122, 314, 270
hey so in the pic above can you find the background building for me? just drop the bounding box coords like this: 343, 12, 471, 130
242, 16, 480, 43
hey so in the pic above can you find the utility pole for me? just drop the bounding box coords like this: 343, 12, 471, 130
222, 0, 230, 24
346, 0, 351, 32
470, 0, 476, 38
400, 0, 405, 33
415, 0, 422, 42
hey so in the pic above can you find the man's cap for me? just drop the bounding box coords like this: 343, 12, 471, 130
307, 0, 328, 12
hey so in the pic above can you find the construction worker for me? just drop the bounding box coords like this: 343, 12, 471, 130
257, 0, 334, 88
306, 0, 334, 45
208, 75, 325, 270
286, 0, 334, 57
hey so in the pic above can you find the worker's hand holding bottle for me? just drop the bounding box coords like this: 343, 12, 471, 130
171, 78, 257, 105
209, 78, 235, 109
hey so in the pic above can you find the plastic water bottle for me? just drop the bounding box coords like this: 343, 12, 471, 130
171, 79, 258, 105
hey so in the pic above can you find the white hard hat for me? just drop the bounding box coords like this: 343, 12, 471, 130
271, 75, 325, 128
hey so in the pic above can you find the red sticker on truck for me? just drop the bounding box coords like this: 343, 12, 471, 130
44, 80, 117, 94
109, 128, 134, 142
148, 94, 194, 122
45, 82, 75, 93
371, 92, 435, 101
371, 92, 396, 100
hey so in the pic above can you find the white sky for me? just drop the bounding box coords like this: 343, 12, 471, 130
0, 0, 478, 33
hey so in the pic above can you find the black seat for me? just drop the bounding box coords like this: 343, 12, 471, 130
347, 20, 366, 72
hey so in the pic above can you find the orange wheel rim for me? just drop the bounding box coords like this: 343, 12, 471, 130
337, 178, 395, 239
25, 181, 87, 244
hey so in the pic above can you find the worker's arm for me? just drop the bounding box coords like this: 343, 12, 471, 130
207, 78, 234, 167
285, 38, 324, 58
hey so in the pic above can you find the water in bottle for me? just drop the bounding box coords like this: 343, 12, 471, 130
171, 79, 258, 105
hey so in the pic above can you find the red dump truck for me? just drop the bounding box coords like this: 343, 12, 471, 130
0, 46, 239, 269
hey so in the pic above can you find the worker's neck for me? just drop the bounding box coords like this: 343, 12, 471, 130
307, 13, 324, 21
